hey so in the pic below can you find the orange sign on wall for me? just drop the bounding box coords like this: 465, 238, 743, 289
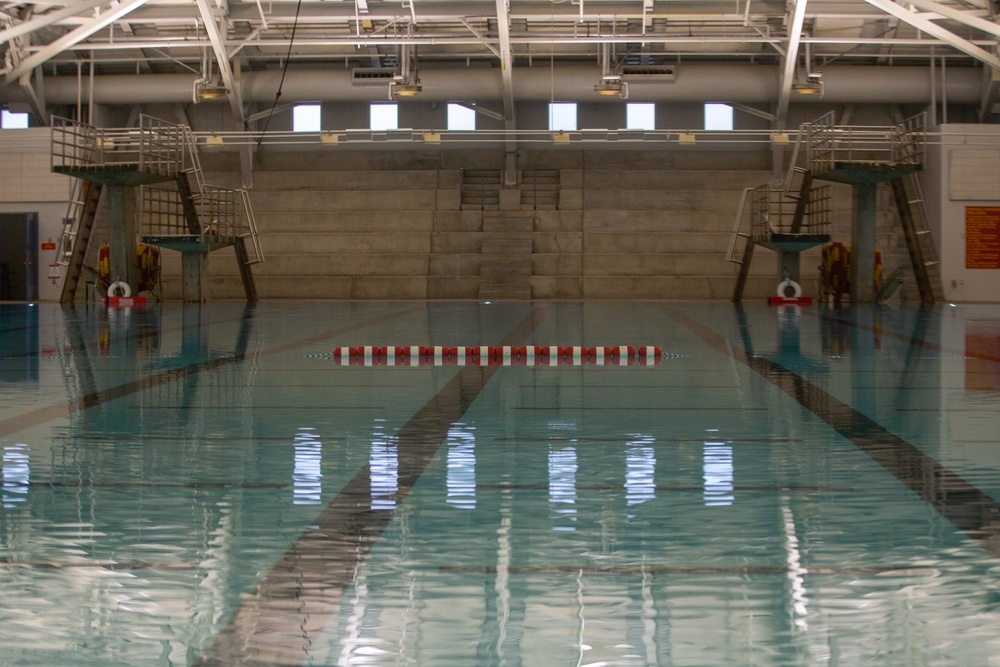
965, 206, 1000, 269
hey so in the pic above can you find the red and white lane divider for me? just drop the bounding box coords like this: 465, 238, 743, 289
329, 345, 665, 366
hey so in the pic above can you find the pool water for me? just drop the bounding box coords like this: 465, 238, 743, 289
1, 301, 999, 666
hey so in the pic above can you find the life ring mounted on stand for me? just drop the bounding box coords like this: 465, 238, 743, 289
776, 279, 802, 299
768, 277, 811, 306
107, 280, 132, 298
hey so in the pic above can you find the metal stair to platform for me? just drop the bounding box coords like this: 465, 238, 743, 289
890, 173, 943, 304
56, 180, 104, 304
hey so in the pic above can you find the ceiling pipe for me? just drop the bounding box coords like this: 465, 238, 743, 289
0, 63, 983, 106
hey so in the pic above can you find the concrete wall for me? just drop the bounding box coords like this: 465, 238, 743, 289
0, 128, 74, 302
146, 145, 866, 301
0, 103, 965, 303
928, 124, 1000, 303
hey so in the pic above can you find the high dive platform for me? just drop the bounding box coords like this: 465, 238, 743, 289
51, 115, 263, 304
730, 112, 938, 304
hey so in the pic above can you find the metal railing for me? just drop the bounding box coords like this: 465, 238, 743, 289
750, 181, 831, 245
139, 126, 263, 264
890, 112, 927, 166
55, 177, 85, 266
805, 111, 926, 176
726, 187, 754, 265
239, 189, 264, 264
726, 180, 831, 264
141, 183, 245, 243
51, 115, 185, 177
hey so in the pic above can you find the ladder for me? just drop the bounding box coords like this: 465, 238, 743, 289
727, 187, 756, 301
58, 180, 104, 304
890, 173, 941, 304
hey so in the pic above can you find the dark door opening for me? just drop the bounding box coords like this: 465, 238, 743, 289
0, 213, 39, 301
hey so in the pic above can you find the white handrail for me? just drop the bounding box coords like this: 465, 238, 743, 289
726, 187, 754, 264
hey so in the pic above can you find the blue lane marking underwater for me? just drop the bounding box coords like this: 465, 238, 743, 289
1, 301, 999, 667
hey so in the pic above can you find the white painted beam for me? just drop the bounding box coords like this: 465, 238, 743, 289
2, 0, 150, 83
0, 0, 110, 47
864, 0, 1000, 70
193, 0, 254, 188
776, 0, 809, 127
495, 0, 515, 128
904, 0, 1000, 40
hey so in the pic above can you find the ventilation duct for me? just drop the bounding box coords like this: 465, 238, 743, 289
352, 68, 400, 86
621, 65, 676, 82
0, 64, 982, 106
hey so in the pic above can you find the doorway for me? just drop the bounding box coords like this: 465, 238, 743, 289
0, 213, 38, 301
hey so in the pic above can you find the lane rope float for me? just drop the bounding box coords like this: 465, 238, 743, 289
326, 345, 670, 367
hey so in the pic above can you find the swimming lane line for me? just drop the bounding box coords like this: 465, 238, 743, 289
193, 306, 544, 667
664, 305, 1000, 559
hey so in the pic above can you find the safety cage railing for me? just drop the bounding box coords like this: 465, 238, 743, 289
751, 181, 832, 245
805, 111, 926, 177
140, 123, 262, 262
51, 115, 185, 177
141, 183, 247, 244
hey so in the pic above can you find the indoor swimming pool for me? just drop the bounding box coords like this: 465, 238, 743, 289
1, 300, 998, 667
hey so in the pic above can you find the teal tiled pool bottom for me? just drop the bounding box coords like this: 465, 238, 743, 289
1, 301, 999, 666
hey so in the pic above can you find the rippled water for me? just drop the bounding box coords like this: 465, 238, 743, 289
1, 301, 999, 666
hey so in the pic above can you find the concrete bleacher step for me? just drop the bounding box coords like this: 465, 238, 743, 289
461, 169, 502, 209
482, 238, 533, 255
483, 215, 534, 234
480, 258, 532, 277
479, 212, 535, 300
521, 169, 560, 210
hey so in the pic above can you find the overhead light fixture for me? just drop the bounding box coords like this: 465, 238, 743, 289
792, 73, 823, 96
390, 82, 422, 100
594, 76, 628, 99
194, 81, 229, 103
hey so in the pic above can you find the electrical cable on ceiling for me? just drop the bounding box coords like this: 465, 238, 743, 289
255, 0, 304, 146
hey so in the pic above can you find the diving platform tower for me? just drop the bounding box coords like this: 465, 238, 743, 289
730, 112, 938, 304
51, 115, 263, 303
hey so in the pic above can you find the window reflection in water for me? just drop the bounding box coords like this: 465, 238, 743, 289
370, 420, 399, 510
446, 423, 476, 510
2, 444, 29, 509
292, 428, 322, 505
548, 446, 578, 531
703, 441, 734, 507
625, 435, 656, 512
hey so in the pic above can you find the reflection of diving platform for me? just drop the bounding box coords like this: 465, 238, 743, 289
729, 111, 938, 304
52, 116, 263, 303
